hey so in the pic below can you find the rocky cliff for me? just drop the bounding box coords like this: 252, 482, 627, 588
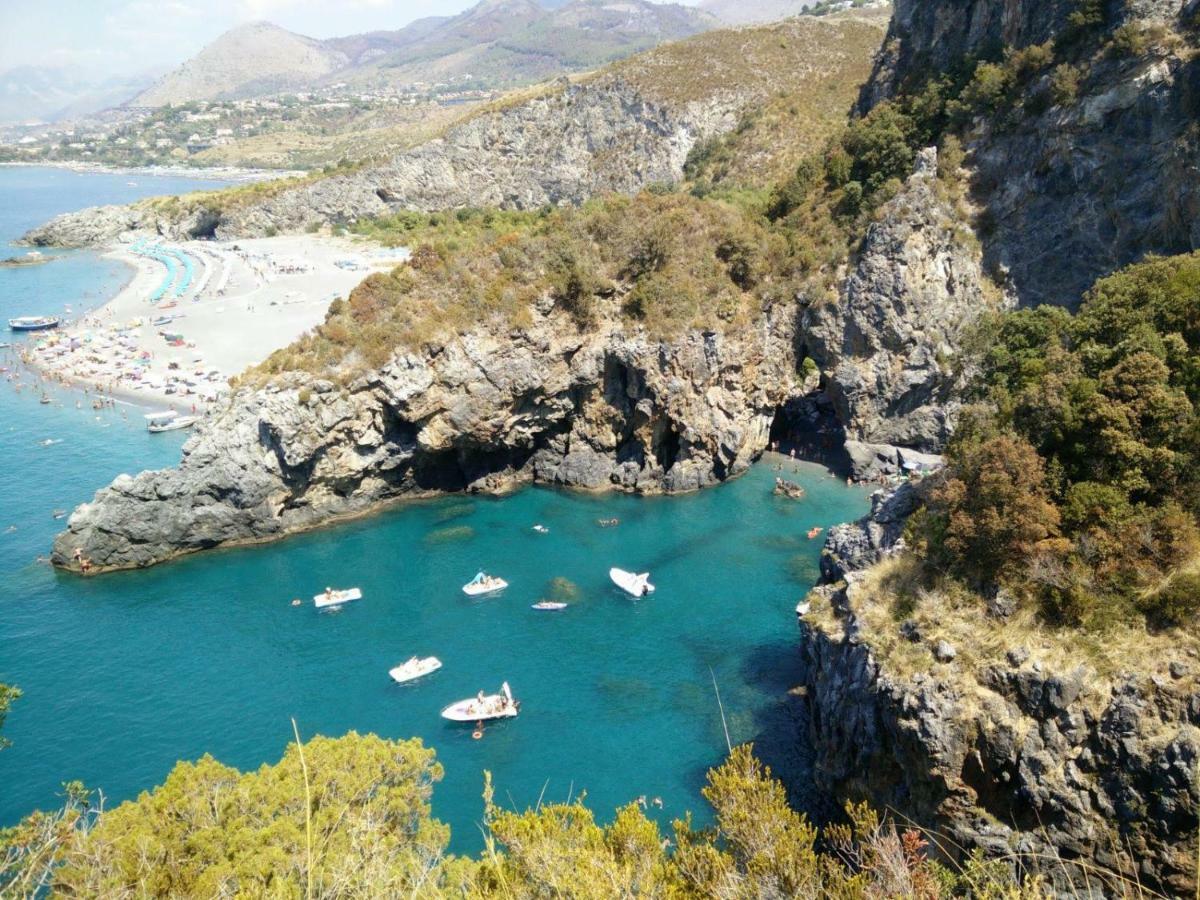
867, 0, 1200, 308
52, 301, 808, 571
798, 485, 1200, 895
803, 148, 1001, 456
26, 77, 735, 247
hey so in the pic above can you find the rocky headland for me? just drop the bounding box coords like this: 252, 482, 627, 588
50, 301, 808, 570
799, 482, 1200, 895
49, 143, 981, 571
22, 14, 888, 249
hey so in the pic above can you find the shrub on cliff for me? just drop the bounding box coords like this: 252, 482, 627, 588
926, 253, 1200, 628
928, 434, 1062, 586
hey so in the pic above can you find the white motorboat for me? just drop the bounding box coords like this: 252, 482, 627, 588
441, 682, 519, 722
144, 410, 198, 433
313, 587, 362, 609
9, 316, 60, 332
462, 571, 508, 596
610, 567, 655, 597
532, 524, 549, 534
389, 656, 442, 684
531, 601, 568, 611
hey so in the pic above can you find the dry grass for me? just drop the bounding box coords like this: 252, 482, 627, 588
807, 554, 1200, 700
191, 103, 481, 171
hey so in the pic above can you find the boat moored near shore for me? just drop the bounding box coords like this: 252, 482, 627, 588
144, 410, 198, 433
389, 656, 443, 684
313, 586, 362, 609
8, 316, 61, 332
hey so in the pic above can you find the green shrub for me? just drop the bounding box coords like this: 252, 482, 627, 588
1140, 573, 1200, 627
1049, 64, 1082, 106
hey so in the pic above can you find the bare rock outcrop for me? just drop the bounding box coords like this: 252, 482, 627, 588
25, 77, 743, 248
804, 148, 1002, 456
864, 0, 1200, 309
52, 304, 805, 572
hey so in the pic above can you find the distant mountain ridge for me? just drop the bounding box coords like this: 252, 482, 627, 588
0, 66, 157, 124
130, 0, 719, 107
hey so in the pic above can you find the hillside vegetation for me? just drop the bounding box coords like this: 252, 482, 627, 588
1, 731, 1048, 897
908, 253, 1200, 633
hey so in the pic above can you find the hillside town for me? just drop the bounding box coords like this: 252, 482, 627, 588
0, 79, 500, 171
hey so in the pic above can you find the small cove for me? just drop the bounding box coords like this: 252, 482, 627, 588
0, 166, 874, 852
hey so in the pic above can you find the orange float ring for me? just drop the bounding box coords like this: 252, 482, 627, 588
472, 729, 483, 740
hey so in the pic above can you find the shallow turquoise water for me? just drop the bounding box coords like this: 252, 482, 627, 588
0, 167, 873, 851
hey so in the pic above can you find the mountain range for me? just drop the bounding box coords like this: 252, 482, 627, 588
133, 0, 720, 107
0, 66, 158, 125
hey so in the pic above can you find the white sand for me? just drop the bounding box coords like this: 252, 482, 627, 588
23, 234, 406, 410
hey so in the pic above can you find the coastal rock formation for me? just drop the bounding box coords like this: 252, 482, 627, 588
799, 486, 1199, 895
866, 0, 1200, 308
220, 78, 738, 238
52, 304, 806, 571
804, 148, 1001, 455
972, 43, 1200, 307
23, 79, 741, 247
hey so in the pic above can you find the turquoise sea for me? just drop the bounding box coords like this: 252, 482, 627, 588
0, 166, 872, 850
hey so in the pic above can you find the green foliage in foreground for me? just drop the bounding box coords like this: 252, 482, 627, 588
914, 252, 1200, 630
0, 733, 1047, 899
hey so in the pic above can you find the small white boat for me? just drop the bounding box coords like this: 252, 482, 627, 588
441, 682, 520, 722
462, 571, 507, 596
9, 316, 60, 332
531, 601, 568, 611
532, 524, 549, 534
610, 567, 655, 597
313, 587, 362, 609
144, 410, 198, 433
389, 656, 442, 684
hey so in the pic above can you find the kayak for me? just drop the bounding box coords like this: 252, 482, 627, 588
441, 682, 520, 722
531, 601, 568, 611
610, 567, 655, 598
389, 656, 442, 684
313, 587, 362, 609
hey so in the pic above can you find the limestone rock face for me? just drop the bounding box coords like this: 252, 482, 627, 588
25, 78, 742, 247
52, 306, 799, 571
799, 483, 1200, 896
864, 0, 1200, 309
805, 149, 999, 453
972, 51, 1200, 308
863, 0, 1190, 106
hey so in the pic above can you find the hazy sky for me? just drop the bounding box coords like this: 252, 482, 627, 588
0, 0, 702, 78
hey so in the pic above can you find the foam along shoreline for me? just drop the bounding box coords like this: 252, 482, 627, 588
21, 233, 405, 411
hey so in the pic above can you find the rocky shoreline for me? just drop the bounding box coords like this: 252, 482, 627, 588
797, 483, 1200, 895
51, 301, 809, 572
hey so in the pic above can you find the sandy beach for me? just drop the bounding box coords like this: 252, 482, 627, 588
20, 233, 406, 411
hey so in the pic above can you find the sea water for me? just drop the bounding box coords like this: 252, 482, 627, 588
0, 166, 874, 851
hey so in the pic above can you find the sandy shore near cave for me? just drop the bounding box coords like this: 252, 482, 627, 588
22, 234, 406, 410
